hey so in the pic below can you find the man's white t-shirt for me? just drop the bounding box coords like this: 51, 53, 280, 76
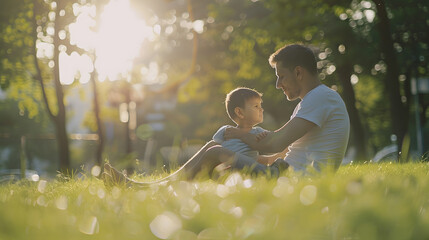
285, 84, 350, 172
213, 125, 266, 160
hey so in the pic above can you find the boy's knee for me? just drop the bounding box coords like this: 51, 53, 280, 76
205, 145, 224, 157
206, 140, 219, 148
205, 146, 235, 162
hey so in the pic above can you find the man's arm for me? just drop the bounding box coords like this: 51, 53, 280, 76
224, 117, 317, 153
257, 147, 289, 166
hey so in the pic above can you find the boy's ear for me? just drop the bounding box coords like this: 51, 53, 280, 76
234, 107, 244, 119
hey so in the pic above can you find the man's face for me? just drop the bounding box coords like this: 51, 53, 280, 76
275, 62, 301, 101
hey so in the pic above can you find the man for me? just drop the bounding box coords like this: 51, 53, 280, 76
225, 44, 350, 173
103, 44, 350, 187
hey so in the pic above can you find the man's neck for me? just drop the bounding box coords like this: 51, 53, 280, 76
300, 78, 321, 99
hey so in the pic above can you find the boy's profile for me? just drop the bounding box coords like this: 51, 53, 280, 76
213, 87, 287, 166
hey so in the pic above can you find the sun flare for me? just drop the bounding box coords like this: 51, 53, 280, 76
95, 0, 153, 81
62, 0, 153, 84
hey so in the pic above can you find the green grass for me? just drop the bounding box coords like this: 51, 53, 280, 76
1, 162, 429, 240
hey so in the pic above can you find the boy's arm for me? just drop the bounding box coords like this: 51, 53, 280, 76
224, 117, 316, 153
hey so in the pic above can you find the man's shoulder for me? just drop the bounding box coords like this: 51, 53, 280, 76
295, 84, 347, 126
306, 85, 344, 103
311, 84, 335, 96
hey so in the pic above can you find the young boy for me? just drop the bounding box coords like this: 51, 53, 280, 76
103, 87, 288, 187
212, 87, 287, 166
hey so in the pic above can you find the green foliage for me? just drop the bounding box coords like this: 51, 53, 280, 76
1, 163, 429, 239
0, 98, 50, 134
354, 75, 391, 152
0, 98, 57, 171
0, 0, 42, 117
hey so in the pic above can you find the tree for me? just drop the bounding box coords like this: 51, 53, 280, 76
373, 0, 407, 151
374, 0, 429, 156
0, 0, 64, 172
89, 0, 110, 166
31, 0, 74, 171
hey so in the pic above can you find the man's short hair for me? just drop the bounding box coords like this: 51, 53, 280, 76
225, 87, 262, 121
269, 44, 317, 75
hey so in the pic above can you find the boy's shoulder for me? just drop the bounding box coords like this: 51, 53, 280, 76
217, 125, 234, 132
213, 125, 235, 143
251, 126, 267, 133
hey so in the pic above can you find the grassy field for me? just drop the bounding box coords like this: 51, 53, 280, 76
1, 162, 429, 240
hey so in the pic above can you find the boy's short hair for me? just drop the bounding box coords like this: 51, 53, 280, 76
225, 87, 262, 121
268, 44, 317, 75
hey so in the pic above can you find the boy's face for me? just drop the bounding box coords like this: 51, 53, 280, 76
240, 97, 264, 126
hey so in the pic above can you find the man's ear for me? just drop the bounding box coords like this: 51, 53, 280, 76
234, 107, 244, 119
295, 66, 304, 81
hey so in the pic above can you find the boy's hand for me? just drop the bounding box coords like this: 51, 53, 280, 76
256, 131, 270, 141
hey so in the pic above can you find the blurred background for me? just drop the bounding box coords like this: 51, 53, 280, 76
1, 0, 428, 178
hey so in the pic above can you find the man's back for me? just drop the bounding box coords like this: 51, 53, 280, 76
285, 84, 350, 172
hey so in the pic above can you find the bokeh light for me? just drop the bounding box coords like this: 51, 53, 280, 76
299, 185, 317, 205
91, 165, 101, 177
150, 212, 182, 239
79, 216, 99, 235
37, 180, 47, 193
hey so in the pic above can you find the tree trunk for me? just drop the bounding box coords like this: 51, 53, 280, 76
90, 0, 108, 167
55, 115, 70, 171
337, 62, 368, 161
32, 0, 70, 172
53, 1, 70, 171
374, 0, 408, 151
91, 70, 104, 166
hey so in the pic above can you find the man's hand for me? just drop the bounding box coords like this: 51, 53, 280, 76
224, 127, 260, 149
223, 127, 248, 140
